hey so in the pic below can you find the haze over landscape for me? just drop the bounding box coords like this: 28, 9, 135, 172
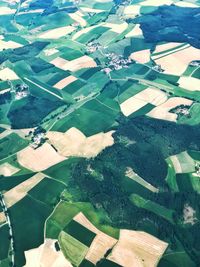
0, 0, 200, 267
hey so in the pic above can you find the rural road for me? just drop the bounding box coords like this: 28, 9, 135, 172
0, 193, 15, 267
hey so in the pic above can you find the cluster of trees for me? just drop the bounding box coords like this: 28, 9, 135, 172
0, 91, 11, 105
0, 41, 50, 64
132, 5, 200, 49
8, 95, 64, 128
69, 115, 200, 265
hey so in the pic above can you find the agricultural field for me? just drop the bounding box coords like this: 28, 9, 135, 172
0, 0, 200, 267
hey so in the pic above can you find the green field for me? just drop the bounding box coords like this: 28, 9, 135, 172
9, 195, 52, 267
0, 133, 29, 160
46, 201, 119, 239
64, 220, 96, 247
130, 194, 174, 223
165, 159, 179, 192
59, 231, 88, 267
0, 224, 10, 262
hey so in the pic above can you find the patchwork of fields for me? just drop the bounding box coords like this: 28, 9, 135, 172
0, 0, 200, 267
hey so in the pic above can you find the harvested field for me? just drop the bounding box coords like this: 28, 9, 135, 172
170, 151, 196, 174
44, 48, 59, 56
154, 42, 183, 54
72, 25, 98, 40
46, 128, 115, 158
120, 98, 147, 116
130, 49, 151, 64
123, 5, 141, 17
0, 163, 20, 176
125, 24, 143, 38
120, 87, 167, 116
24, 238, 73, 267
53, 75, 77, 90
0, 7, 15, 15
69, 12, 87, 27
74, 212, 117, 265
59, 231, 88, 267
0, 68, 19, 81
0, 40, 22, 51
155, 46, 200, 75
140, 0, 173, 5
108, 230, 168, 267
17, 143, 66, 172
147, 97, 193, 122
125, 167, 159, 193
80, 7, 104, 13
103, 22, 128, 34
39, 26, 75, 39
3, 172, 46, 208
0, 212, 6, 224
178, 76, 200, 91
51, 56, 97, 72
175, 1, 198, 7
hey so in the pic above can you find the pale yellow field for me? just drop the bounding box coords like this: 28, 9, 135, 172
3, 173, 46, 208
86, 233, 117, 264
24, 239, 73, 267
51, 55, 97, 72
120, 87, 167, 116
147, 97, 193, 122
0, 68, 19, 81
147, 108, 177, 122
80, 7, 104, 13
50, 57, 69, 69
123, 5, 141, 17
74, 212, 117, 264
178, 76, 200, 91
18, 9, 44, 15
108, 230, 168, 267
96, 0, 112, 2
125, 167, 159, 193
170, 151, 195, 174
130, 49, 151, 64
72, 25, 98, 40
155, 46, 200, 75
0, 40, 22, 51
0, 163, 20, 176
0, 7, 15, 15
153, 44, 189, 60
0, 129, 12, 139
139, 0, 173, 6
0, 212, 6, 224
175, 1, 198, 7
0, 88, 10, 95
53, 75, 77, 90
39, 26, 75, 39
125, 24, 143, 38
170, 155, 182, 173
44, 48, 59, 56
135, 87, 168, 106
102, 22, 128, 34
17, 143, 66, 172
120, 97, 147, 116
46, 127, 115, 158
154, 42, 183, 54
69, 12, 87, 27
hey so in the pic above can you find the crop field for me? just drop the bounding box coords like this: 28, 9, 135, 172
130, 194, 175, 223
59, 231, 89, 267
0, 133, 29, 160
9, 195, 52, 267
0, 224, 10, 263
0, 0, 200, 267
